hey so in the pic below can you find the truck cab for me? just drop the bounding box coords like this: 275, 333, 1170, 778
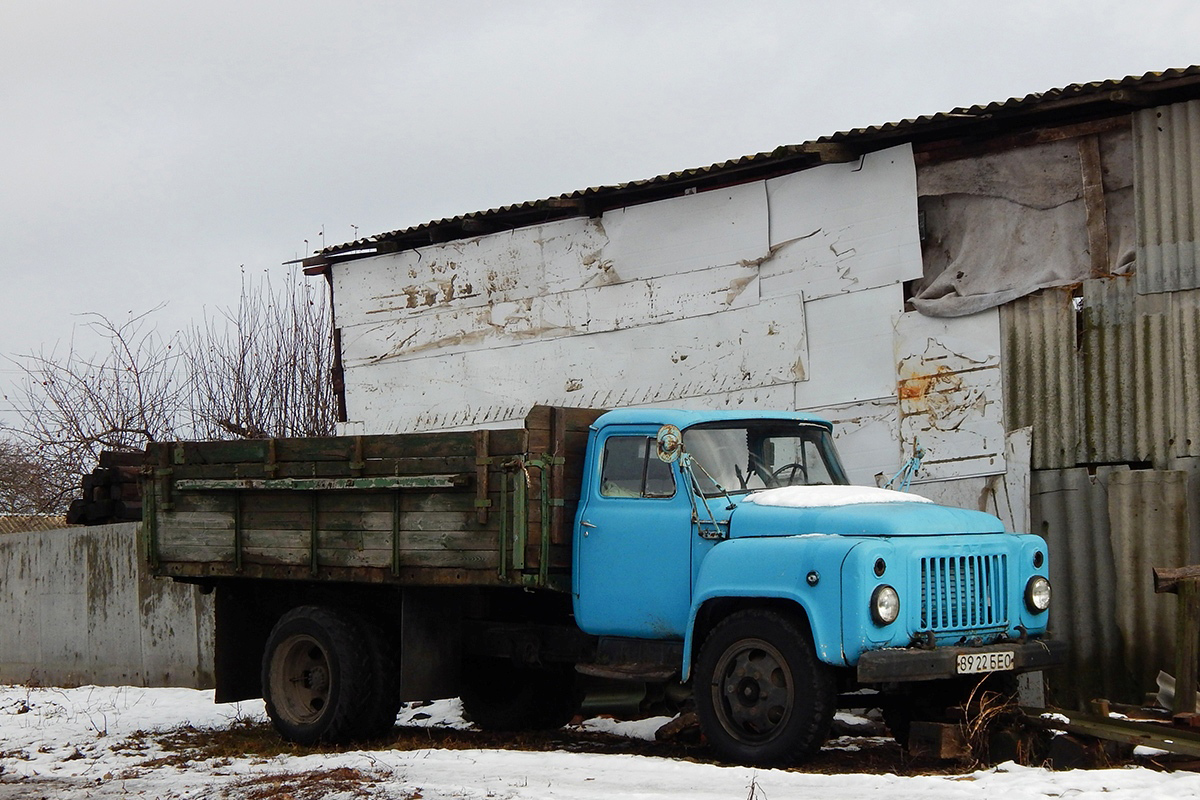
572, 409, 1063, 764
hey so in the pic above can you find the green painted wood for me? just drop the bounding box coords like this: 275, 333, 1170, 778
174, 475, 469, 491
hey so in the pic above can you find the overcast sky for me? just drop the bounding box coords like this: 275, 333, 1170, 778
2, 0, 1197, 421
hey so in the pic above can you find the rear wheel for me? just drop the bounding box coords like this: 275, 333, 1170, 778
261, 606, 373, 745
695, 609, 835, 765
461, 659, 580, 731
356, 616, 401, 739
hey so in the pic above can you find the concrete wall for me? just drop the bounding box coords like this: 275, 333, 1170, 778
0, 523, 214, 688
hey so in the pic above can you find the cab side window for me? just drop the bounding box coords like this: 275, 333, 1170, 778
600, 436, 675, 498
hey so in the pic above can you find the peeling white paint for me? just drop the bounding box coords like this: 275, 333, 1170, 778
894, 309, 1006, 481
339, 262, 761, 365
342, 297, 808, 433
796, 396, 901, 486
601, 181, 770, 281
762, 144, 923, 301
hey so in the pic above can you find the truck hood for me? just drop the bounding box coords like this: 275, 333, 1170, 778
727, 485, 1006, 537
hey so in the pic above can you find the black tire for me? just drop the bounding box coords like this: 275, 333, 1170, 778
261, 605, 374, 745
695, 609, 835, 765
460, 659, 580, 731
355, 616, 402, 739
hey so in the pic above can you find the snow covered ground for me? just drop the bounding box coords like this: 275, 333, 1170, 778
2, 685, 1199, 799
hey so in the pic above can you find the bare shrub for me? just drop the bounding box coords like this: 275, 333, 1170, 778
4, 269, 335, 512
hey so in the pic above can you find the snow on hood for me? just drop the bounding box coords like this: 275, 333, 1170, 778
742, 485, 934, 508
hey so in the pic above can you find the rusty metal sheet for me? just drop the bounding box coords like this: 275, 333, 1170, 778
1134, 99, 1200, 295
761, 144, 923, 302
894, 308, 1006, 481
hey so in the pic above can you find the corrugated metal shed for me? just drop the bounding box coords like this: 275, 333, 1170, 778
1001, 287, 1081, 470
1135, 99, 1200, 294
1032, 467, 1126, 708
1003, 278, 1200, 471
304, 67, 1200, 272
1034, 464, 1196, 709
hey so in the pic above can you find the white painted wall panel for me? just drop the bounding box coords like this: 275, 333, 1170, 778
795, 396, 901, 486
894, 308, 1006, 480
793, 284, 904, 409
340, 262, 760, 365
342, 296, 807, 432
911, 428, 1032, 533
333, 217, 611, 329
600, 182, 770, 281
762, 144, 922, 301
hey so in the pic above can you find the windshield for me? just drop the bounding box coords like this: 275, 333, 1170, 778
683, 421, 848, 496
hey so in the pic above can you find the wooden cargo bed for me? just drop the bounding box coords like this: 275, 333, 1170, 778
144, 406, 604, 591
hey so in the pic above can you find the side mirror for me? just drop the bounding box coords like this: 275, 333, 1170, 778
656, 424, 683, 463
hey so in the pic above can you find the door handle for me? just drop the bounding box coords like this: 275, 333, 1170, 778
580, 520, 596, 529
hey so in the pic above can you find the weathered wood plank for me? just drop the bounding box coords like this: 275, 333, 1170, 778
174, 475, 469, 492
170, 456, 482, 480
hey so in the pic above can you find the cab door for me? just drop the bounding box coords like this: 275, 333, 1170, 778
573, 429, 693, 638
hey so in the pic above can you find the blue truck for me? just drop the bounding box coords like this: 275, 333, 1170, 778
145, 405, 1063, 765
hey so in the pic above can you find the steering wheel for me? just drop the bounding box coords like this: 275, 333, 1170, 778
771, 462, 808, 486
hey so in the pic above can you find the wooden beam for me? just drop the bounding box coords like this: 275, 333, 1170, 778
1154, 565, 1200, 594
914, 115, 1130, 167
798, 142, 859, 164
1174, 580, 1200, 715
1078, 134, 1110, 278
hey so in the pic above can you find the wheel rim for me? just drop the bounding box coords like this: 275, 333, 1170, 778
269, 633, 333, 726
710, 637, 794, 744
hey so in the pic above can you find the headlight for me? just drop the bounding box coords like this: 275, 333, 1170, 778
1025, 576, 1051, 612
871, 585, 900, 626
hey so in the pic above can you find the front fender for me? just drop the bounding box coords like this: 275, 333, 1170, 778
682, 535, 855, 680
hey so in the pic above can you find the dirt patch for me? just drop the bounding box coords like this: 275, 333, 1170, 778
132, 718, 963, 777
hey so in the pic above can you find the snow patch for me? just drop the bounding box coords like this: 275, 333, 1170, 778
742, 485, 933, 508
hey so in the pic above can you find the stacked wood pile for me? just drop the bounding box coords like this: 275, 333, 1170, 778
67, 450, 144, 525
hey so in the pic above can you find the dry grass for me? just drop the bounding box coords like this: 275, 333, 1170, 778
222, 766, 409, 800
124, 717, 969, 778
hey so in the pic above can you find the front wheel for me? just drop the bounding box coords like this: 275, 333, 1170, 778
695, 609, 835, 765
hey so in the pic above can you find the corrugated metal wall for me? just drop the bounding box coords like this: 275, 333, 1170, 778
1135, 99, 1200, 294
1006, 100, 1200, 706
1001, 287, 1080, 470
1032, 467, 1127, 708
1004, 277, 1200, 472
1033, 465, 1198, 709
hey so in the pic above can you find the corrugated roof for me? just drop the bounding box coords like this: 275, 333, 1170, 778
304, 66, 1200, 272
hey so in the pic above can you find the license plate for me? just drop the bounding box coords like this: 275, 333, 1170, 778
956, 650, 1015, 675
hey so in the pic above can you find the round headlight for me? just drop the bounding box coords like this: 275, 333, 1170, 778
1025, 576, 1051, 612
871, 584, 900, 626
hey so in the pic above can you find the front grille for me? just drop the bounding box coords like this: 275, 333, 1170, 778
919, 554, 1008, 632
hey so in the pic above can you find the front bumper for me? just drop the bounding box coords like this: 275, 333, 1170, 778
856, 637, 1068, 683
